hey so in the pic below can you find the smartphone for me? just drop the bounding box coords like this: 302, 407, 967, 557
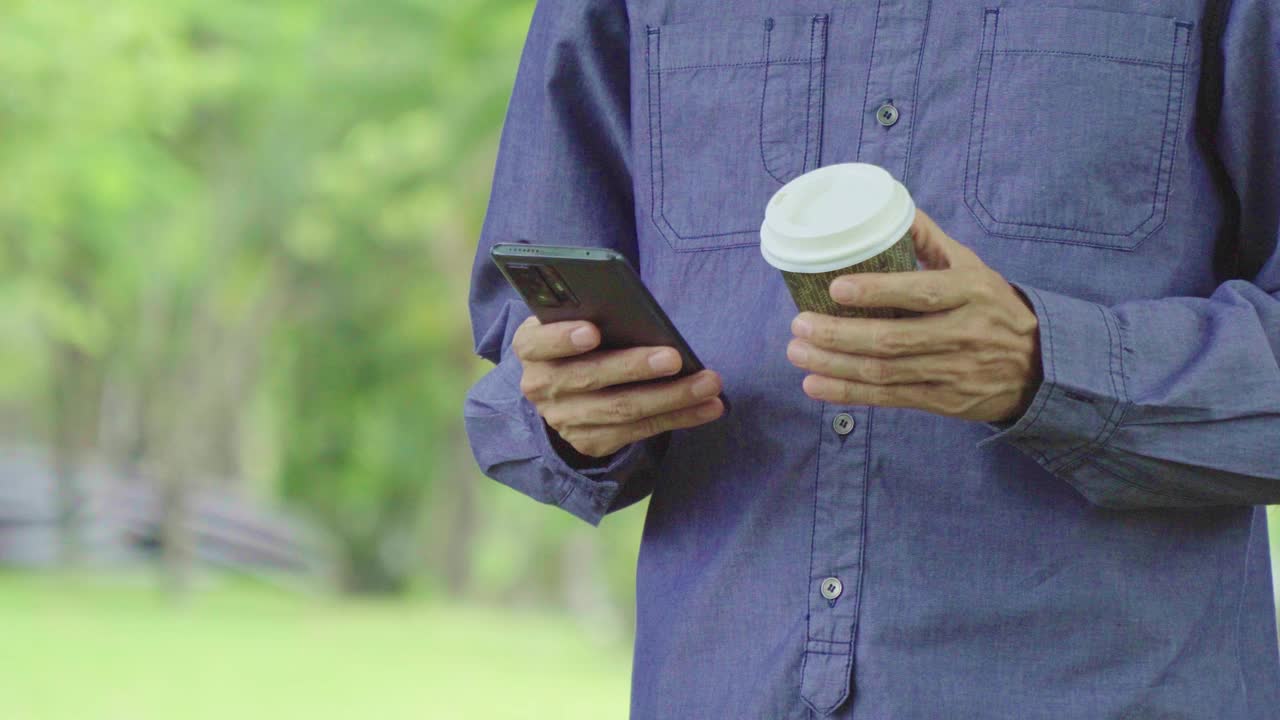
490, 243, 706, 380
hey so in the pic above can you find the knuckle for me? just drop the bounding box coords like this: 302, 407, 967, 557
511, 333, 531, 360
574, 435, 607, 458
970, 276, 997, 302
814, 319, 839, 347
960, 318, 988, 346
863, 383, 887, 406
636, 415, 664, 440
540, 405, 568, 430
563, 363, 597, 393
850, 280, 874, 304
624, 351, 654, 381
519, 370, 546, 400
843, 381, 868, 406
607, 394, 639, 422
920, 282, 946, 310
867, 358, 892, 384
931, 388, 975, 416
973, 349, 1002, 370
875, 327, 905, 354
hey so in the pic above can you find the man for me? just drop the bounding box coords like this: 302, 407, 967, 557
464, 0, 1280, 717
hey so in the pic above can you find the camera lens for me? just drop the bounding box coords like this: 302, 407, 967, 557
536, 266, 578, 306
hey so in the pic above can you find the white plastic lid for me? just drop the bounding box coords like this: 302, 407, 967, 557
759, 163, 915, 274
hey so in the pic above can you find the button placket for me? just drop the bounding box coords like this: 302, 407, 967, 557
802, 404, 871, 715
801, 2, 931, 714
855, 1, 930, 179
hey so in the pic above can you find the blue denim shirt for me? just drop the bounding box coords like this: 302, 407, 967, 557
464, 1, 1280, 717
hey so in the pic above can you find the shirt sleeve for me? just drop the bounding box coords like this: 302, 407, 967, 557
463, 0, 665, 526
982, 0, 1280, 509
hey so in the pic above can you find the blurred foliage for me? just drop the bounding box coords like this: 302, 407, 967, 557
0, 0, 646, 614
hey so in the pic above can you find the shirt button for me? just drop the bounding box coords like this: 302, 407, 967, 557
832, 413, 856, 436
820, 577, 843, 600
876, 102, 899, 127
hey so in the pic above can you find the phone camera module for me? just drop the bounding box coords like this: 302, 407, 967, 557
509, 264, 562, 308
536, 266, 579, 307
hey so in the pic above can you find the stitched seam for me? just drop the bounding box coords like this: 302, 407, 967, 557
1016, 286, 1056, 466
1235, 508, 1255, 715
968, 226, 1143, 248
971, 45, 1160, 239
855, 0, 884, 160
984, 49, 1179, 69
1139, 24, 1182, 235
645, 28, 666, 247
1044, 303, 1118, 468
667, 238, 759, 250
800, 16, 815, 174
963, 9, 998, 237
668, 227, 760, 239
1076, 456, 1205, 502
649, 31, 714, 245
1046, 304, 1126, 470
1100, 308, 1134, 446
655, 18, 828, 248
844, 407, 874, 707
901, 1, 931, 185
806, 639, 851, 651
810, 16, 828, 170
1142, 22, 1192, 251
651, 58, 816, 73
966, 23, 1193, 247
970, 9, 1001, 232
759, 20, 787, 184
800, 399, 825, 692
554, 470, 578, 507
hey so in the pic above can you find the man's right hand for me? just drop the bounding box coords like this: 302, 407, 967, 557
513, 316, 725, 459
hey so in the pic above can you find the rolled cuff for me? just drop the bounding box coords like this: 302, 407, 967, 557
978, 284, 1131, 474
465, 347, 654, 526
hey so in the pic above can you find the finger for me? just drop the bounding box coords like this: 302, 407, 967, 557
560, 398, 725, 457
801, 375, 992, 419
829, 270, 970, 312
801, 375, 934, 410
911, 209, 983, 271
617, 397, 725, 445
786, 340, 948, 384
540, 346, 684, 396
542, 370, 722, 428
512, 318, 601, 361
792, 312, 968, 358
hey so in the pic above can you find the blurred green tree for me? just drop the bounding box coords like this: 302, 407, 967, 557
0, 0, 648, 624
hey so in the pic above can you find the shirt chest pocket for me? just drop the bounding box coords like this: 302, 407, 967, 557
964, 7, 1193, 250
645, 14, 828, 252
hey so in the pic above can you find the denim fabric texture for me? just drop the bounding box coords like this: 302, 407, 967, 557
464, 1, 1280, 717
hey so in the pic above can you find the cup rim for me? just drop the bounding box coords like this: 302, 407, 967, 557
758, 163, 916, 274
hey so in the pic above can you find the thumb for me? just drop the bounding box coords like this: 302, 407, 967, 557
910, 209, 983, 271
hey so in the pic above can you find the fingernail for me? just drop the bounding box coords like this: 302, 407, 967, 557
648, 350, 680, 373
692, 374, 719, 398
792, 316, 812, 339
830, 278, 857, 303
570, 326, 596, 349
787, 342, 809, 365
698, 400, 723, 420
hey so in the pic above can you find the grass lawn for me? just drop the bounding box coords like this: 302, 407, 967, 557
0, 572, 632, 720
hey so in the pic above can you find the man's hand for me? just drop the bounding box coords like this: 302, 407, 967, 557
514, 317, 725, 458
786, 210, 1042, 423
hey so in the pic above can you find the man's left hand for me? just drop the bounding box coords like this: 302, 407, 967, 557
787, 210, 1042, 423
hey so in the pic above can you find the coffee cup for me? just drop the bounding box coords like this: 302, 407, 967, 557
760, 163, 917, 318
